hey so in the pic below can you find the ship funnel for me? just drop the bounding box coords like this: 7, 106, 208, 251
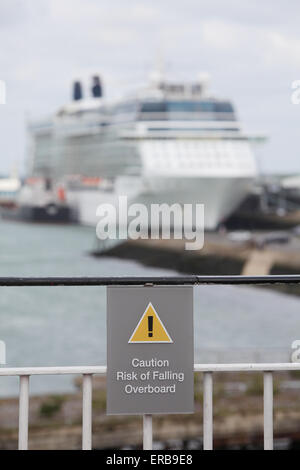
91, 75, 103, 98
73, 81, 83, 101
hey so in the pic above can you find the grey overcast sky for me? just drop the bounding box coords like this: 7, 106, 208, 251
0, 0, 300, 175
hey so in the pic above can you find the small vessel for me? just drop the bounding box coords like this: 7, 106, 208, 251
28, 73, 264, 230
0, 176, 21, 208
1, 177, 73, 223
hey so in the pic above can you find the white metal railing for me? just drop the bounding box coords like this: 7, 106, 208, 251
1, 363, 300, 450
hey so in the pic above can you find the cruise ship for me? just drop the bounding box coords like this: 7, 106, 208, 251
28, 74, 261, 230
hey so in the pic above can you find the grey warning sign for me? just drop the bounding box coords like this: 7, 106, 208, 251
107, 286, 194, 415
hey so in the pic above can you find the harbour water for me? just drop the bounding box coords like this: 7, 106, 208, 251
0, 220, 300, 396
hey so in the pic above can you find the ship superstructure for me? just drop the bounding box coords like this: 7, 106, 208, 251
28, 74, 260, 229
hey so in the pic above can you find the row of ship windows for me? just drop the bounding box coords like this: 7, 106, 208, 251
35, 138, 249, 149
34, 153, 252, 166
146, 164, 253, 172
143, 146, 251, 152
143, 152, 252, 159
35, 146, 251, 157
142, 145, 249, 155
142, 143, 249, 150
146, 159, 253, 167
34, 141, 250, 153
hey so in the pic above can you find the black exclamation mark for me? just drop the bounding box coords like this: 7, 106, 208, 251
148, 316, 153, 338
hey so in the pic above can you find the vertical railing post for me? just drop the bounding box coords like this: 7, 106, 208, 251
82, 374, 93, 450
18, 375, 29, 450
264, 371, 273, 450
203, 371, 213, 450
143, 414, 153, 450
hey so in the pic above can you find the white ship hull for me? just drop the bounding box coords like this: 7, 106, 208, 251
67, 137, 257, 230
67, 175, 253, 230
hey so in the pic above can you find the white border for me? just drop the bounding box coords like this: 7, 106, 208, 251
128, 302, 173, 343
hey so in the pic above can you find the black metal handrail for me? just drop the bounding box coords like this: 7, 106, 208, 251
0, 274, 299, 286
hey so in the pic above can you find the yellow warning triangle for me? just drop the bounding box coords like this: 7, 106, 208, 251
128, 302, 173, 343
